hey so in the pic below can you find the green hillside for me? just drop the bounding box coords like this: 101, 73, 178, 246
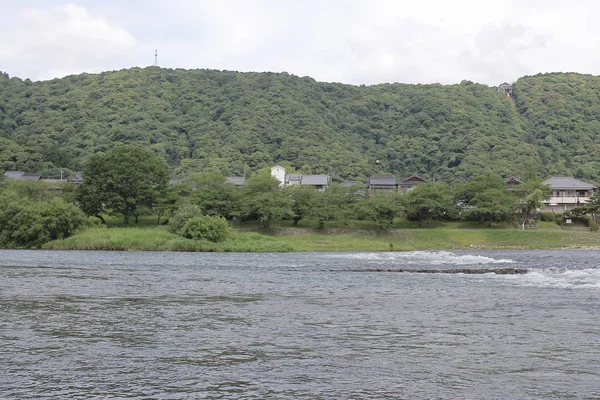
1, 68, 599, 183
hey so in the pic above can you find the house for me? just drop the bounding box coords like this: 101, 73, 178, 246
3, 171, 41, 181
542, 177, 597, 213
67, 171, 84, 184
398, 175, 427, 193
285, 174, 302, 186
300, 175, 331, 192
270, 165, 286, 186
498, 82, 513, 97
369, 176, 397, 192
504, 176, 523, 190
226, 176, 245, 186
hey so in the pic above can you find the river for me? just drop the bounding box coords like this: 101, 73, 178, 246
0, 250, 599, 399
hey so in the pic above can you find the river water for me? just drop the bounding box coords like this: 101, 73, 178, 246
0, 250, 599, 399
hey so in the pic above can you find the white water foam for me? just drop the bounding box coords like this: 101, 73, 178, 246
509, 268, 600, 289
328, 251, 514, 265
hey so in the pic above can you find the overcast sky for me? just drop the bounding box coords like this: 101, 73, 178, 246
0, 0, 598, 86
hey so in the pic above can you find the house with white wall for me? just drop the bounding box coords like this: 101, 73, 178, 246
542, 177, 597, 213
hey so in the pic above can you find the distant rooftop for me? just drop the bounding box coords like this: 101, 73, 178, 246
301, 175, 330, 186
542, 177, 596, 190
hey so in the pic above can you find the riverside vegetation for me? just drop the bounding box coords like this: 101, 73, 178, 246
1, 145, 599, 251
3, 68, 600, 251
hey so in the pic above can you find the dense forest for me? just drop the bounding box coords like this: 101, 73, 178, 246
1, 67, 600, 183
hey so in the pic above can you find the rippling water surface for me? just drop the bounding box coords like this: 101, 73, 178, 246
1, 250, 599, 399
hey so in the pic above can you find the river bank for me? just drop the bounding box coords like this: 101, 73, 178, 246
40, 226, 600, 252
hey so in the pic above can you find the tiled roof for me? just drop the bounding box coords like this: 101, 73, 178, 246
542, 177, 596, 190
301, 175, 330, 186
370, 176, 396, 186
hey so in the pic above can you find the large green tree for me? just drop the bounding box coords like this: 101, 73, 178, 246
404, 183, 455, 226
240, 172, 291, 228
76, 145, 169, 223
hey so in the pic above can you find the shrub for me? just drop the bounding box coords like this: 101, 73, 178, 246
168, 204, 202, 234
539, 212, 556, 222
589, 218, 597, 232
179, 216, 232, 242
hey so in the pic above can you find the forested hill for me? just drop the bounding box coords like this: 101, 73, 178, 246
1, 67, 600, 183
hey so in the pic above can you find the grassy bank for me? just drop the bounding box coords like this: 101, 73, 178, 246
43, 228, 293, 252
41, 224, 600, 252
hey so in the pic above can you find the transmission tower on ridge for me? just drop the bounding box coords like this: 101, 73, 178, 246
154, 49, 158, 66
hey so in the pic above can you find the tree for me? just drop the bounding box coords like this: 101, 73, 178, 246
355, 192, 403, 229
404, 183, 455, 226
456, 175, 514, 226
76, 145, 169, 223
288, 185, 316, 226
240, 171, 291, 228
186, 172, 239, 219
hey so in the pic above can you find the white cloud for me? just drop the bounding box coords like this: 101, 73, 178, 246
0, 3, 138, 80
3, 1, 600, 85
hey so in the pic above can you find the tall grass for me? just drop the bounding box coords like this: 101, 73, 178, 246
44, 228, 293, 252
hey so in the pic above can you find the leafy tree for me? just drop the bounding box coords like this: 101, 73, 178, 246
288, 185, 317, 226
76, 145, 169, 223
355, 192, 403, 229
456, 175, 514, 226
186, 172, 239, 219
404, 183, 455, 226
240, 171, 291, 228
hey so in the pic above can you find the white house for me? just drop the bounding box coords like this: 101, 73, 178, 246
270, 165, 286, 186
542, 177, 597, 213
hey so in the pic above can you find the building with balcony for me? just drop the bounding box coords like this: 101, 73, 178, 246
542, 177, 597, 213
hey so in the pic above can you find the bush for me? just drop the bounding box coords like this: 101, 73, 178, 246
167, 203, 202, 233
539, 212, 556, 222
179, 216, 232, 242
589, 218, 597, 232
0, 198, 87, 248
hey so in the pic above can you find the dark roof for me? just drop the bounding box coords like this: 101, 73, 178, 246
4, 171, 41, 181
370, 176, 396, 186
504, 176, 523, 185
286, 173, 302, 182
498, 82, 512, 88
67, 171, 84, 183
226, 176, 245, 186
301, 175, 330, 186
398, 175, 427, 185
543, 177, 596, 190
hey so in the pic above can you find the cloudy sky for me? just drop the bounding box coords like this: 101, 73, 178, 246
0, 0, 598, 86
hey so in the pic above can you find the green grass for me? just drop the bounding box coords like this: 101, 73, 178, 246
42, 218, 600, 252
43, 227, 293, 252
271, 228, 600, 251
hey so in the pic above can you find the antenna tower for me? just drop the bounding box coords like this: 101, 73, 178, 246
154, 49, 158, 66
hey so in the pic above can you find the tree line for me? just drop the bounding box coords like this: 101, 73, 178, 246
0, 144, 582, 248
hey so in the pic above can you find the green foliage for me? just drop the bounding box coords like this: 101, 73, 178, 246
456, 175, 514, 226
240, 172, 291, 228
404, 183, 456, 226
76, 145, 170, 223
179, 215, 232, 242
167, 203, 202, 233
186, 172, 239, 218
539, 212, 556, 222
354, 192, 403, 229
4, 68, 600, 184
0, 195, 87, 248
